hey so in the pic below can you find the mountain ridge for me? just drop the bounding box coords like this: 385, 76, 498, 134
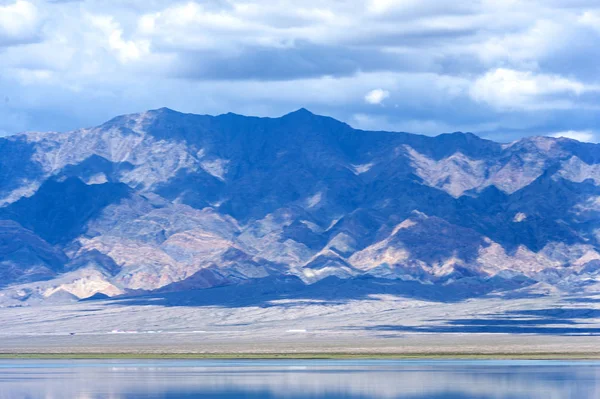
0, 108, 599, 306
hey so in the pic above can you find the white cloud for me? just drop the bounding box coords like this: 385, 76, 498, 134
368, 0, 399, 14
470, 68, 591, 110
475, 20, 566, 69
0, 0, 40, 46
550, 130, 597, 143
578, 11, 600, 32
366, 0, 467, 17
364, 89, 390, 105
88, 14, 149, 63
136, 2, 296, 52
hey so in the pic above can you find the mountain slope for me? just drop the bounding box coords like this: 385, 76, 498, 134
0, 108, 599, 304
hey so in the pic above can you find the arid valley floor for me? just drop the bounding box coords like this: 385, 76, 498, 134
1, 292, 599, 357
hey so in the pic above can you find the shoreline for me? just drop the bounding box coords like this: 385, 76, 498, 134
1, 333, 600, 360
2, 352, 600, 360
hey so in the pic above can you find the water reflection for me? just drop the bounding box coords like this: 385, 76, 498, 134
0, 360, 599, 398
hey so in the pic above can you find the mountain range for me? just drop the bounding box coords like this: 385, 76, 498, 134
1, 107, 599, 306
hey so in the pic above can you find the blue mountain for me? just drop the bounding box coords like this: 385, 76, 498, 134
0, 108, 599, 303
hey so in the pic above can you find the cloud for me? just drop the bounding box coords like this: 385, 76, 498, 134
469, 68, 594, 111
88, 14, 149, 63
1, 0, 600, 141
0, 1, 41, 46
578, 10, 600, 32
366, 0, 473, 17
365, 89, 390, 105
170, 42, 414, 81
550, 130, 597, 143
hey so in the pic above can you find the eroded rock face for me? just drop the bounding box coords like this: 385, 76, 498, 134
0, 108, 599, 303
0, 221, 67, 286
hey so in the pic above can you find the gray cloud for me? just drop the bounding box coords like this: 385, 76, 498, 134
168, 42, 435, 81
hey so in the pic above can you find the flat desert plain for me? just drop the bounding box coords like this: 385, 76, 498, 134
1, 292, 599, 358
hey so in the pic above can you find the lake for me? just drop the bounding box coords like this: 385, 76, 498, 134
0, 359, 599, 398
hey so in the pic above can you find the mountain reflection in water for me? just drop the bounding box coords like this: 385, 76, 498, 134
0, 359, 598, 399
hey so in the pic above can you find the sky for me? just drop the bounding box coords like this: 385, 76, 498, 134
0, 0, 599, 142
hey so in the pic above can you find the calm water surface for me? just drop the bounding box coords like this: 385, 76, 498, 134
0, 359, 599, 398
